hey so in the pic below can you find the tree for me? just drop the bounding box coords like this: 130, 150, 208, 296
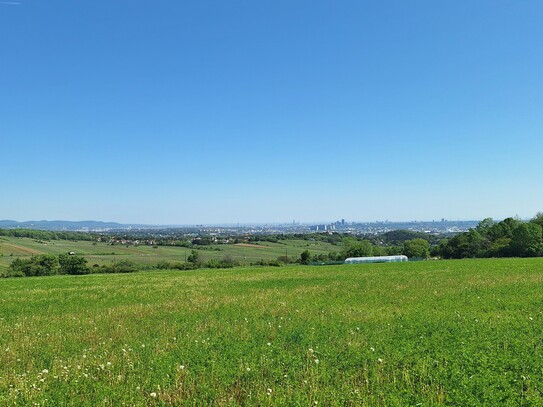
59, 254, 89, 275
403, 238, 430, 259
9, 255, 59, 277
187, 250, 200, 265
530, 212, 543, 228
438, 229, 486, 259
476, 218, 495, 236
510, 222, 543, 257
300, 250, 311, 265
342, 237, 373, 258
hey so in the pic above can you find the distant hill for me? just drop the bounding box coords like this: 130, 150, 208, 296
0, 220, 127, 231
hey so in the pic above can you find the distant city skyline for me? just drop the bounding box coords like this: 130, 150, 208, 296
2, 1, 542, 224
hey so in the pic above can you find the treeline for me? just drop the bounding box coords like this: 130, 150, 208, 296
0, 228, 95, 242
155, 250, 239, 270
2, 250, 240, 278
434, 214, 543, 259
2, 254, 144, 277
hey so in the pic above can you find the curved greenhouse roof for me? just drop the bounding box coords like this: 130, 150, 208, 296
344, 255, 408, 264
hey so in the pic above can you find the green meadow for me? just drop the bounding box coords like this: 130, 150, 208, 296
2, 258, 543, 405
0, 236, 339, 274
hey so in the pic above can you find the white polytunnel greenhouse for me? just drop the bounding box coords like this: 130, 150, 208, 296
344, 255, 408, 264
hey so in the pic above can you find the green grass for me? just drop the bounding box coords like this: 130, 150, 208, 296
0, 236, 340, 271
2, 258, 543, 405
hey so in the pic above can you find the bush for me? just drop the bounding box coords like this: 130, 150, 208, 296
102, 260, 138, 273
59, 254, 90, 275
8, 255, 59, 277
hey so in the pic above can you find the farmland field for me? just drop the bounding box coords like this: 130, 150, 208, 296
0, 236, 340, 274
2, 258, 543, 405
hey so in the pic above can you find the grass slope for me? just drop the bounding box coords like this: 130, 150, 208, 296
1, 258, 543, 405
0, 236, 339, 272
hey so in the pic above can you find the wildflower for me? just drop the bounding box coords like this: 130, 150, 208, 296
266, 388, 272, 395
246, 367, 251, 372
267, 342, 271, 346
179, 365, 185, 370
150, 392, 157, 398
314, 359, 319, 364
377, 358, 383, 363
42, 369, 49, 374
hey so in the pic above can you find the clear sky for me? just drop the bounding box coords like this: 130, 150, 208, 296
1, 1, 542, 225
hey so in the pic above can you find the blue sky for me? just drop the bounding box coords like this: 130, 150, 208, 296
1, 1, 542, 224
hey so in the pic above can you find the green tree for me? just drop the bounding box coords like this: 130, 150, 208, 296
530, 212, 543, 228
9, 254, 59, 277
476, 218, 495, 236
300, 250, 311, 265
59, 254, 89, 275
187, 250, 200, 265
403, 238, 430, 259
510, 222, 543, 257
342, 237, 373, 258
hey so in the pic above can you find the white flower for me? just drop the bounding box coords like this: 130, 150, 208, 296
314, 359, 319, 364
377, 358, 383, 363
42, 369, 49, 374
150, 392, 157, 398
267, 342, 271, 346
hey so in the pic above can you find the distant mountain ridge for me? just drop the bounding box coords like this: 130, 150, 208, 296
0, 220, 127, 231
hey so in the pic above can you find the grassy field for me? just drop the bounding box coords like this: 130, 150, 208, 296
0, 236, 340, 273
1, 258, 543, 405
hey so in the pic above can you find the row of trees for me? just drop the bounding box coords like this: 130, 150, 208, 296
4, 254, 142, 277
341, 237, 430, 259
435, 214, 543, 259
6, 254, 90, 277
297, 237, 431, 264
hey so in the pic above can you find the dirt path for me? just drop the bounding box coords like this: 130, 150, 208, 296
1, 243, 42, 255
